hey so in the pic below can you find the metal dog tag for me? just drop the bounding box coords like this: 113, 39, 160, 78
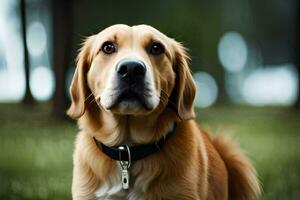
118, 145, 131, 190
121, 169, 130, 189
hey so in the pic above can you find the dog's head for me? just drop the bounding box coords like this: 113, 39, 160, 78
67, 24, 196, 124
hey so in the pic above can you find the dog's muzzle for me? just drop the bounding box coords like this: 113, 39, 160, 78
102, 58, 155, 111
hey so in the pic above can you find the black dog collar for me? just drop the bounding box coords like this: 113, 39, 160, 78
93, 123, 177, 162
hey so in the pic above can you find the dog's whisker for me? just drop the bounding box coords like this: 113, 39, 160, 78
159, 89, 179, 108
84, 93, 94, 102
160, 89, 169, 96
89, 98, 96, 105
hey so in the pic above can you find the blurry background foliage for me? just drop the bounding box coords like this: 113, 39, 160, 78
0, 0, 299, 199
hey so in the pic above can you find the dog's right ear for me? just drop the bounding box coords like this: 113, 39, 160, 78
67, 36, 95, 119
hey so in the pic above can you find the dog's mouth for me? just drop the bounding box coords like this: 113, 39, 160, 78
105, 88, 154, 113
117, 89, 149, 107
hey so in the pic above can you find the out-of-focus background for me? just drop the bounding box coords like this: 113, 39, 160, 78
0, 0, 299, 199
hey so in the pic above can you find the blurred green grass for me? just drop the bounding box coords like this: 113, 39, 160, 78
0, 104, 299, 199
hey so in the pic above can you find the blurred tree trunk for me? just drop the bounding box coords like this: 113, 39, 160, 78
296, 1, 300, 108
52, 0, 73, 118
20, 0, 34, 104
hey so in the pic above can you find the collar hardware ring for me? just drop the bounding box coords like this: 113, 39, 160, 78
118, 145, 131, 169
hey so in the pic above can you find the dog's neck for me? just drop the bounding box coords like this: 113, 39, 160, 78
80, 105, 175, 147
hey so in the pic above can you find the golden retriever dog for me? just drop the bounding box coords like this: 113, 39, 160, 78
67, 24, 261, 200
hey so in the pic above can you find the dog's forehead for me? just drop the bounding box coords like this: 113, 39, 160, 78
98, 24, 131, 37
96, 24, 168, 42
132, 24, 166, 37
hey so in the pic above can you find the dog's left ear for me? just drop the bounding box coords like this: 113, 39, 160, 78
171, 41, 196, 121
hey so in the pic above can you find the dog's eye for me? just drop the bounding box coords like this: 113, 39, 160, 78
150, 42, 164, 55
101, 42, 116, 54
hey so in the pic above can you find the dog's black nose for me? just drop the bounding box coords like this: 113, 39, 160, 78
116, 59, 146, 81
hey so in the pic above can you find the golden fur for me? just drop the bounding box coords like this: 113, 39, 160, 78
67, 24, 261, 200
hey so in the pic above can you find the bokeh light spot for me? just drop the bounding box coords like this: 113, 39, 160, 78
30, 66, 54, 101
218, 32, 248, 73
194, 72, 218, 108
242, 64, 298, 106
26, 21, 47, 57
